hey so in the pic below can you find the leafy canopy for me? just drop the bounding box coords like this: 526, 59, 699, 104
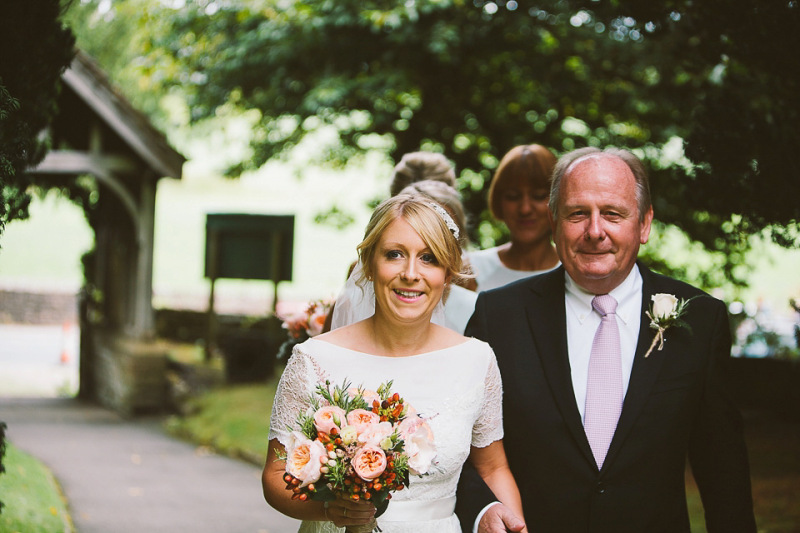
71, 0, 800, 287
0, 0, 75, 237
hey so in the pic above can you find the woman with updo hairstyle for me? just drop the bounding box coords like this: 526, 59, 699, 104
389, 151, 457, 197
263, 196, 527, 533
467, 144, 560, 291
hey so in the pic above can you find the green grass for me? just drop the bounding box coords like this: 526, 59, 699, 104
164, 370, 282, 465
684, 409, 800, 533
0, 444, 73, 533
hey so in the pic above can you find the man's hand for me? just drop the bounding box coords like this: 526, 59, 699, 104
478, 503, 526, 533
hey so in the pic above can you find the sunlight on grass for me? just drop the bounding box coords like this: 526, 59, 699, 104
164, 373, 282, 464
0, 444, 73, 533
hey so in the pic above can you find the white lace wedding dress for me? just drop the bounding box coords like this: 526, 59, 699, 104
269, 337, 504, 533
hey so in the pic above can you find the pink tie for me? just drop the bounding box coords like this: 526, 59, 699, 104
584, 294, 623, 469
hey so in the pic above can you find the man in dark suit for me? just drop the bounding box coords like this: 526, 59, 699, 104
456, 147, 756, 532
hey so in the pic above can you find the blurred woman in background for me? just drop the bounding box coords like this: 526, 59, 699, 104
467, 144, 560, 291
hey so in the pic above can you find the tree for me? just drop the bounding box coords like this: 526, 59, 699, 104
578, 0, 800, 280
0, 0, 75, 238
75, 0, 799, 286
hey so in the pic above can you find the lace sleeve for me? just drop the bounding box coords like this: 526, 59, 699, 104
268, 346, 317, 447
471, 347, 504, 448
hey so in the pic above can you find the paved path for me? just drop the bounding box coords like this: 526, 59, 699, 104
1, 397, 301, 533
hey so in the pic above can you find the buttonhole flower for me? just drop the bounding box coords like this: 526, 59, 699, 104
644, 294, 696, 357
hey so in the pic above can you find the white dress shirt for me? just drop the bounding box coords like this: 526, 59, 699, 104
564, 265, 643, 422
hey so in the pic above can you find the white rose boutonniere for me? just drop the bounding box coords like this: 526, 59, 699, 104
644, 293, 696, 357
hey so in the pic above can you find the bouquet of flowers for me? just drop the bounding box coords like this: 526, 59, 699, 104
280, 379, 436, 532
277, 299, 333, 360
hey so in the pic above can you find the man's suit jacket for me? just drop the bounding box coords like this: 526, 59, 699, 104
456, 263, 756, 533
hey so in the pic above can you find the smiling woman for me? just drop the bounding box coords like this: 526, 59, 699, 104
354, 194, 467, 333
371, 216, 449, 326
466, 144, 561, 292
261, 195, 527, 533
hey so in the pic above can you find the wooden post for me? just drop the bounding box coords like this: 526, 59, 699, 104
205, 229, 219, 362
206, 277, 217, 362
270, 231, 282, 314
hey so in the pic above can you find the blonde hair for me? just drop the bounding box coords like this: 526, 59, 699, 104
399, 180, 469, 248
357, 194, 466, 287
488, 144, 557, 221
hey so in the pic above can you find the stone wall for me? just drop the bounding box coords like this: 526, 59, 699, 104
92, 331, 168, 417
0, 290, 78, 325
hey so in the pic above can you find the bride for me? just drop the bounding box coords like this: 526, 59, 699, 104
262, 195, 527, 533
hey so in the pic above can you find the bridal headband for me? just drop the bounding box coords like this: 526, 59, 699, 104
426, 202, 460, 241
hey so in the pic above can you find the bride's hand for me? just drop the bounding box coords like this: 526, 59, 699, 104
323, 497, 376, 527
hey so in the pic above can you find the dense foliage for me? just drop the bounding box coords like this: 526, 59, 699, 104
0, 0, 75, 237
67, 0, 799, 286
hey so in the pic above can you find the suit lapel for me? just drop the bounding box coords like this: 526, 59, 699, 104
526, 268, 597, 467
603, 263, 668, 470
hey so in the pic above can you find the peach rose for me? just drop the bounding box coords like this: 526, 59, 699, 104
314, 405, 346, 435
352, 445, 387, 481
283, 313, 309, 339
285, 431, 326, 487
357, 421, 394, 446
399, 416, 436, 475
347, 409, 380, 435
307, 307, 327, 337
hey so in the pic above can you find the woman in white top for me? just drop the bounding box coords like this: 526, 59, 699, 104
263, 195, 526, 533
467, 144, 561, 292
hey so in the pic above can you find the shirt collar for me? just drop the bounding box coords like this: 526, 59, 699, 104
564, 265, 642, 325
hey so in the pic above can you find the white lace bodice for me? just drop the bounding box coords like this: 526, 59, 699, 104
268, 337, 504, 533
